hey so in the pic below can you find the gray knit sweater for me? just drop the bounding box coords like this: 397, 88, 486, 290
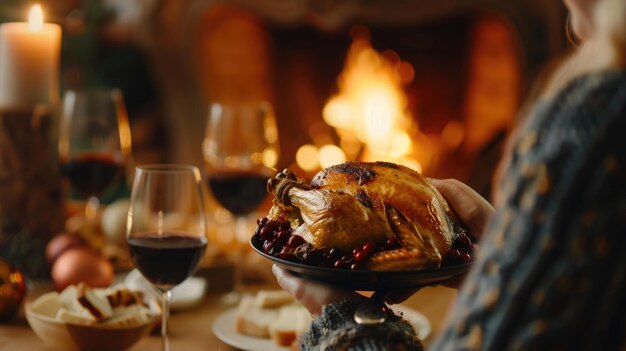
300, 70, 626, 351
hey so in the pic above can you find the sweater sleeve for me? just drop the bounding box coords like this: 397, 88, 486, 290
299, 299, 423, 351
430, 71, 626, 351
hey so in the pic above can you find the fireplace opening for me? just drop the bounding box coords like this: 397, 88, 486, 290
190, 3, 559, 197
269, 14, 522, 192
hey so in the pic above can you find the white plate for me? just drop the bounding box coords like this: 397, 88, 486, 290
124, 269, 207, 311
212, 305, 431, 351
212, 308, 290, 351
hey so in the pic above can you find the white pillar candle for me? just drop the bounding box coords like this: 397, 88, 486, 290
0, 4, 61, 109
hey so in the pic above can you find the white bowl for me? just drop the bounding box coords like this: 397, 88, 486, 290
26, 291, 158, 351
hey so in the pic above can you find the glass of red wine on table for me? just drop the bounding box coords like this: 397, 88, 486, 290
58, 89, 131, 221
203, 101, 280, 304
126, 165, 208, 351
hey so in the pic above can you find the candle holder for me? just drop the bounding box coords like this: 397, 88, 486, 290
0, 105, 63, 280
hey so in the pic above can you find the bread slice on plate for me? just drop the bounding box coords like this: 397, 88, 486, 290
235, 296, 279, 338
269, 304, 312, 347
293, 306, 313, 345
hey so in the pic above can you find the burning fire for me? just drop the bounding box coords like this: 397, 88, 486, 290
323, 34, 412, 158
319, 33, 426, 172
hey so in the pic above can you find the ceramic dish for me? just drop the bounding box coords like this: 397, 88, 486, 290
251, 238, 471, 291
25, 291, 158, 351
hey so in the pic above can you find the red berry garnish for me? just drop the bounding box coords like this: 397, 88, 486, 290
257, 217, 269, 226
333, 260, 346, 269
455, 236, 472, 249
352, 247, 360, 256
259, 226, 274, 240
277, 247, 295, 260
329, 248, 343, 260
385, 237, 400, 249
286, 235, 306, 248
354, 251, 368, 263
459, 252, 471, 264
350, 262, 362, 270
276, 230, 291, 245
279, 221, 291, 231
449, 249, 461, 262
266, 220, 279, 231
362, 242, 376, 254
269, 245, 282, 256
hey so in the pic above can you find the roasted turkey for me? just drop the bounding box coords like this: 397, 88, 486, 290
263, 162, 470, 271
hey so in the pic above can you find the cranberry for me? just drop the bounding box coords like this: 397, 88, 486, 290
455, 236, 472, 250
270, 243, 283, 256
286, 235, 306, 248
350, 262, 362, 270
328, 248, 343, 260
352, 247, 360, 256
459, 252, 471, 264
362, 242, 376, 254
259, 226, 274, 240
279, 221, 291, 231
276, 230, 291, 245
266, 220, 279, 231
385, 237, 400, 249
469, 234, 478, 244
333, 260, 346, 269
448, 249, 461, 262
257, 217, 269, 226
251, 234, 263, 246
278, 247, 295, 260
354, 251, 368, 263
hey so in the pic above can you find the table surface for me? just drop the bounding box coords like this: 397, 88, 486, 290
0, 277, 457, 350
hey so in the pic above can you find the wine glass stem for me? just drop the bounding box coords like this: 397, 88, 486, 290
233, 216, 248, 293
221, 216, 248, 305
85, 196, 100, 222
161, 290, 172, 351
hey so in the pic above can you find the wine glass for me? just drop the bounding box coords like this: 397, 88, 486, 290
202, 101, 279, 303
126, 164, 207, 351
58, 89, 131, 221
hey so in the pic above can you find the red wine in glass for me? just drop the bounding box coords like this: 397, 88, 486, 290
207, 170, 270, 216
127, 165, 206, 351
60, 153, 124, 197
128, 233, 207, 290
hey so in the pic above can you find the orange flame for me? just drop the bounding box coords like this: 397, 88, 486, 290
322, 35, 425, 172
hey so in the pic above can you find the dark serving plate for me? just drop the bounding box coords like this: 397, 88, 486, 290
251, 238, 472, 291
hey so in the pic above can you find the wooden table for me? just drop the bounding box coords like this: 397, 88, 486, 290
0, 279, 457, 350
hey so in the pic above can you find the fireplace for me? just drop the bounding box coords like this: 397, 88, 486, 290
143, 0, 567, 196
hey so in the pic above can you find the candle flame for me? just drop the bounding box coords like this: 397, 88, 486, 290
28, 4, 44, 32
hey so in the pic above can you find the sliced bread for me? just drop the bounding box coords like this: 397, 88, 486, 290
269, 304, 311, 347
76, 283, 113, 321
235, 296, 279, 338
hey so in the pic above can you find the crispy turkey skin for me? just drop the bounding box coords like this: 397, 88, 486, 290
265, 162, 469, 271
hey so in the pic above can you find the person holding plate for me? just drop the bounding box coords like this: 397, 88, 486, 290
272, 0, 626, 349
